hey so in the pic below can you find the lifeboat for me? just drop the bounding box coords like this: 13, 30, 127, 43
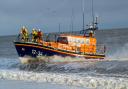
14, 26, 105, 64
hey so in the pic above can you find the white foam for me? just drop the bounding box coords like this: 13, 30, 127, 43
0, 69, 128, 89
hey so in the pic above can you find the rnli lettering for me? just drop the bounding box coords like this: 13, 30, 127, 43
32, 50, 37, 54
32, 49, 43, 56
38, 51, 43, 56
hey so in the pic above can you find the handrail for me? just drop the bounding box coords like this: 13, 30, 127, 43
96, 44, 106, 54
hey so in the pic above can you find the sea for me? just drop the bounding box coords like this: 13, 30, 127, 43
0, 28, 128, 89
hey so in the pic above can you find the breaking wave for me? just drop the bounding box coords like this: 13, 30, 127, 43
0, 69, 127, 89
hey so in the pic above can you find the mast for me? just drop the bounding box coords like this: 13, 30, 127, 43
92, 0, 95, 28
71, 8, 74, 33
82, 0, 85, 31
59, 23, 60, 33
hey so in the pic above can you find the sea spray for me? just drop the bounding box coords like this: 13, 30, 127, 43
107, 43, 128, 61
1, 57, 128, 75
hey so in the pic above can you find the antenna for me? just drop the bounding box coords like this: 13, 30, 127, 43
71, 8, 74, 33
82, 0, 85, 31
59, 23, 61, 34
91, 0, 95, 28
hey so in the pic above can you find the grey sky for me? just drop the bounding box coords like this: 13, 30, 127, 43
0, 0, 128, 36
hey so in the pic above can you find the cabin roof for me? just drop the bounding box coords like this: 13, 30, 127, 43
59, 34, 86, 39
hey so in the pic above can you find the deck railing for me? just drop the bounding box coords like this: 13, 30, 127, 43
96, 44, 106, 55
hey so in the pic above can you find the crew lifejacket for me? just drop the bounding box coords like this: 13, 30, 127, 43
33, 30, 38, 37
38, 31, 43, 39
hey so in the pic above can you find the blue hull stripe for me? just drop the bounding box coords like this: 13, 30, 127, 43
14, 42, 105, 59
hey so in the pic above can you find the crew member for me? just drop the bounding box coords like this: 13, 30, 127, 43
32, 28, 38, 42
37, 29, 43, 43
24, 27, 29, 41
89, 30, 93, 37
20, 26, 29, 41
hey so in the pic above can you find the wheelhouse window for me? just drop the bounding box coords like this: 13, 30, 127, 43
57, 37, 68, 44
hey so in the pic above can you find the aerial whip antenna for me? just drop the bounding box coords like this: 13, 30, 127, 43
92, 0, 95, 28
82, 0, 85, 31
71, 8, 74, 33
59, 23, 61, 34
